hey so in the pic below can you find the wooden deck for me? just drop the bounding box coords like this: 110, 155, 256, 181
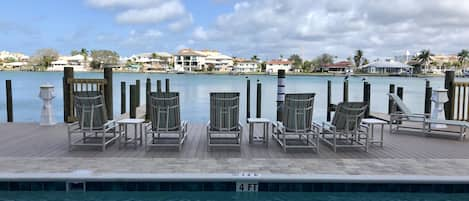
1, 122, 468, 159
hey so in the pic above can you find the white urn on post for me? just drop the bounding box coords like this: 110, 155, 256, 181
431, 88, 449, 128
39, 84, 56, 126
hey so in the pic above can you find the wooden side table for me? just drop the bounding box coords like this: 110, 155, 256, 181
247, 118, 270, 146
118, 118, 145, 149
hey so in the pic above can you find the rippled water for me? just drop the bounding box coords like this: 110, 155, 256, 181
0, 71, 462, 123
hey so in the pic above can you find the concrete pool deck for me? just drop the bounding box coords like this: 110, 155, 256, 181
1, 122, 469, 178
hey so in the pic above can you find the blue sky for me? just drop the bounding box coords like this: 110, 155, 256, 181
2, 0, 469, 60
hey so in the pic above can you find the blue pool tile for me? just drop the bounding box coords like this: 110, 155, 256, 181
125, 182, 138, 191
258, 183, 268, 192
160, 182, 171, 191
301, 183, 312, 192
30, 182, 43, 191
268, 183, 279, 192
313, 183, 324, 192
0, 182, 9, 191
43, 182, 66, 191
333, 183, 346, 192
453, 184, 465, 193
147, 182, 160, 191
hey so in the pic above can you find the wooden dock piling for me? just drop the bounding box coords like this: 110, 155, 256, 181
130, 84, 137, 119
157, 80, 162, 93
444, 71, 455, 120
276, 70, 286, 122
146, 78, 151, 121
104, 68, 113, 120
363, 82, 371, 117
135, 80, 140, 107
424, 80, 432, 114
165, 78, 170, 92
63, 67, 74, 122
120, 82, 126, 114
388, 84, 395, 114
256, 80, 262, 118
246, 78, 250, 122
343, 80, 349, 102
327, 80, 332, 121
397, 87, 404, 113
6, 80, 13, 122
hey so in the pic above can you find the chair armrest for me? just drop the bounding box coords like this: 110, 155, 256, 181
272, 121, 285, 132
181, 120, 188, 132
144, 122, 152, 132
103, 120, 118, 131
322, 122, 336, 132
67, 121, 80, 132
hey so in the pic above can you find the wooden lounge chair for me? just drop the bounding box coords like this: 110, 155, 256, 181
67, 91, 119, 151
206, 92, 242, 151
145, 92, 188, 151
389, 93, 468, 140
272, 93, 319, 152
314, 102, 368, 152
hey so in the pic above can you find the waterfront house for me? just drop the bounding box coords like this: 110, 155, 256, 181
360, 60, 413, 75
319, 61, 353, 73
266, 59, 292, 73
49, 55, 88, 72
0, 51, 29, 62
233, 59, 258, 73
130, 52, 173, 72
202, 51, 234, 72
174, 49, 207, 72
3, 61, 28, 69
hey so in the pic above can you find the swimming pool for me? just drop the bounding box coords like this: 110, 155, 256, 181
0, 192, 468, 201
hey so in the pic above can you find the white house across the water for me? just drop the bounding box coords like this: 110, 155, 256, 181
360, 60, 413, 75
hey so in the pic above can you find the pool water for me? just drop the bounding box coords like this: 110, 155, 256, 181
0, 192, 468, 201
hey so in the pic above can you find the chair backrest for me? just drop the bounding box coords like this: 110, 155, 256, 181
73, 91, 108, 130
209, 92, 240, 131
388, 93, 412, 114
149, 92, 181, 131
282, 93, 315, 132
332, 102, 367, 132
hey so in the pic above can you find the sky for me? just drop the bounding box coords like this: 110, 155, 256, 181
1, 0, 469, 60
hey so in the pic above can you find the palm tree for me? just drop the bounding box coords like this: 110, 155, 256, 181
80, 48, 88, 68
416, 49, 433, 73
354, 49, 363, 68
457, 49, 469, 69
251, 55, 259, 61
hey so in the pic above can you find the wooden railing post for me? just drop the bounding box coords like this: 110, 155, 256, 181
6, 80, 13, 122
63, 67, 74, 122
121, 81, 126, 114
444, 71, 455, 120
104, 68, 113, 120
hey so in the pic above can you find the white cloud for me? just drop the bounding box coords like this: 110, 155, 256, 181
192, 26, 208, 40
188, 0, 469, 59
143, 29, 163, 38
168, 14, 193, 32
87, 0, 164, 8
88, 0, 193, 31
116, 1, 186, 24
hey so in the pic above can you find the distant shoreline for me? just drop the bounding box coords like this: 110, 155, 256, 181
0, 68, 447, 77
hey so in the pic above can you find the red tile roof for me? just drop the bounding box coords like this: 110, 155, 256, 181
324, 61, 352, 68
267, 60, 292, 65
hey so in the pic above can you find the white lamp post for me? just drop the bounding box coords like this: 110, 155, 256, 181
39, 84, 56, 126
431, 88, 449, 128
